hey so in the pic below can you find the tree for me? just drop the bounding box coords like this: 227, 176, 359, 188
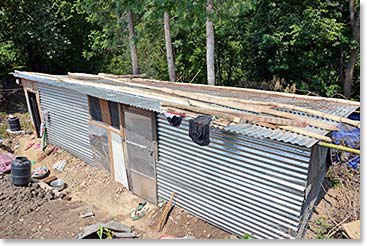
0, 0, 97, 73
206, 0, 215, 85
342, 0, 359, 98
127, 10, 139, 74
164, 10, 176, 81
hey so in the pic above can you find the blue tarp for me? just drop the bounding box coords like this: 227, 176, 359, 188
331, 113, 360, 169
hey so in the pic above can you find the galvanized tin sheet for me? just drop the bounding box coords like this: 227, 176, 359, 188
14, 71, 359, 148
156, 115, 312, 239
39, 83, 93, 164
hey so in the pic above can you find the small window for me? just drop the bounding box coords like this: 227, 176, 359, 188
108, 101, 120, 129
88, 96, 102, 122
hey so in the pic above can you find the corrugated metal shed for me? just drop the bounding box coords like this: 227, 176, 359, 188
13, 71, 359, 148
14, 71, 359, 239
39, 83, 94, 164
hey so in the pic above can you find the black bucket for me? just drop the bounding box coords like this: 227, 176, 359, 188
11, 157, 31, 186
7, 116, 21, 131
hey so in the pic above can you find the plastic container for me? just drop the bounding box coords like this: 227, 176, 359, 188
11, 156, 31, 186
7, 115, 21, 131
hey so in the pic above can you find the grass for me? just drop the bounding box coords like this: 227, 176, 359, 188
0, 112, 7, 138
241, 233, 252, 239
0, 124, 7, 138
314, 217, 333, 239
326, 169, 341, 188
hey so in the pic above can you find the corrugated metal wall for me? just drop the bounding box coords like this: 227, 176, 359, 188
156, 115, 312, 239
39, 83, 93, 164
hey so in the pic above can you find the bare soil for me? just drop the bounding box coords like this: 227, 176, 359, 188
0, 132, 233, 239
305, 161, 360, 239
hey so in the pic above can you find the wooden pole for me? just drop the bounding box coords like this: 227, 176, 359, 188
206, 0, 215, 85
128, 11, 139, 75
164, 11, 176, 82
97, 75, 342, 130
157, 192, 176, 232
279, 126, 332, 142
319, 141, 360, 155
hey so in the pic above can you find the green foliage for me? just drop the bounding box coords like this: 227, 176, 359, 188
0, 124, 7, 138
97, 226, 113, 239
0, 0, 101, 73
326, 169, 341, 188
0, 0, 360, 99
314, 217, 332, 239
241, 233, 252, 239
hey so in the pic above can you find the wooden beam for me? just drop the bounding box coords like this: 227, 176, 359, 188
96, 73, 360, 107
98, 75, 354, 129
279, 126, 332, 142
99, 99, 111, 125
187, 100, 307, 127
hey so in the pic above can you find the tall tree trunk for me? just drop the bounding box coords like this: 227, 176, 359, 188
343, 0, 360, 98
206, 0, 215, 85
343, 48, 359, 98
127, 10, 139, 75
164, 11, 176, 82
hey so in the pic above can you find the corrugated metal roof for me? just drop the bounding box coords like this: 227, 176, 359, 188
13, 71, 359, 148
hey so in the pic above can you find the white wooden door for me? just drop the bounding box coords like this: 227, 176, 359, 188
111, 131, 129, 189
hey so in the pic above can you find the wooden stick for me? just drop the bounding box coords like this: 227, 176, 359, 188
187, 100, 308, 127
157, 192, 176, 232
98, 75, 354, 129
37, 146, 56, 162
163, 103, 339, 140
97, 72, 359, 107
162, 103, 241, 123
278, 126, 332, 142
97, 72, 148, 79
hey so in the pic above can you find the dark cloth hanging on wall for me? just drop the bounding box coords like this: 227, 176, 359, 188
164, 112, 183, 127
189, 115, 212, 146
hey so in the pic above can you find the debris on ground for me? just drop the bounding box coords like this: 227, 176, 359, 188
37, 146, 56, 162
53, 160, 66, 171
305, 157, 360, 239
6, 129, 25, 135
31, 166, 49, 179
41, 175, 57, 184
75, 220, 134, 239
157, 192, 175, 232
80, 209, 95, 218
130, 201, 148, 221
342, 220, 360, 239
159, 234, 195, 239
25, 142, 35, 151
0, 153, 14, 174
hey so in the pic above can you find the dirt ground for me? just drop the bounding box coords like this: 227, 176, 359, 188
0, 130, 233, 240
304, 161, 360, 239
0, 113, 360, 239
